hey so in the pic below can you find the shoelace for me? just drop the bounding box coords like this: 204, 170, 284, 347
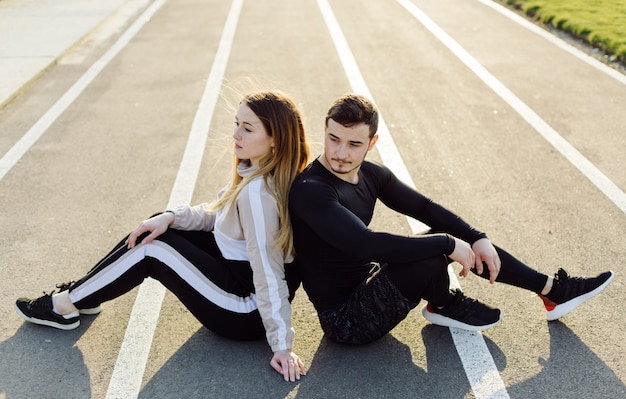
550, 268, 588, 301
55, 281, 74, 292
555, 268, 569, 282
30, 293, 54, 308
554, 268, 587, 284
440, 290, 479, 316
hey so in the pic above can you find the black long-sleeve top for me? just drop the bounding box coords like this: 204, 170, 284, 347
289, 159, 486, 311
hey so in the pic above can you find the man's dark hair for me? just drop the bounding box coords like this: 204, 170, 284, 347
325, 94, 379, 138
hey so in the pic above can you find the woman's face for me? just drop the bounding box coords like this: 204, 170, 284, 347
233, 104, 274, 166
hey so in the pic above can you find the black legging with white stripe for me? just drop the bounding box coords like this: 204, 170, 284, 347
68, 226, 295, 341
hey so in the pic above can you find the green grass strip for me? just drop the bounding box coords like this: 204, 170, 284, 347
498, 0, 626, 63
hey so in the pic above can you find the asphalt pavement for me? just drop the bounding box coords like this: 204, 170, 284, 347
1, 0, 625, 398
0, 0, 146, 109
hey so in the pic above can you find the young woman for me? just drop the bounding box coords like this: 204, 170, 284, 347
15, 90, 310, 381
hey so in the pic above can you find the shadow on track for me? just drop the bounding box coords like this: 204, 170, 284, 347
504, 321, 626, 398
139, 324, 477, 399
138, 319, 625, 398
138, 328, 297, 399
0, 317, 98, 399
295, 326, 474, 399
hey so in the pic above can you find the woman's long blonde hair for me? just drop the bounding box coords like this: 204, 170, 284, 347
210, 91, 310, 257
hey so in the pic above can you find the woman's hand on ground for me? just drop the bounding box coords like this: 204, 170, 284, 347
270, 349, 306, 382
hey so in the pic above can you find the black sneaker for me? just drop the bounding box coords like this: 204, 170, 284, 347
422, 289, 502, 331
540, 268, 614, 321
55, 281, 102, 315
15, 293, 80, 330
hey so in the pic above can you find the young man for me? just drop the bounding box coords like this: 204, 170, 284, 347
288, 93, 614, 345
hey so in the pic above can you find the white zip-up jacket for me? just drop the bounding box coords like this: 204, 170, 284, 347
168, 162, 295, 352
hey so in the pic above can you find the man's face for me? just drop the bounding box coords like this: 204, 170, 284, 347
322, 118, 378, 182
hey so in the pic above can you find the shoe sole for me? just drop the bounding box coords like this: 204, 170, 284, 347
546, 270, 614, 321
79, 306, 102, 315
422, 306, 503, 332
14, 303, 80, 330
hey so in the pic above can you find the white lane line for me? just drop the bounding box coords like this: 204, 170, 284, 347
395, 0, 626, 215
477, 0, 626, 86
104, 0, 244, 397
0, 0, 167, 182
315, 1, 509, 398
314, 0, 429, 234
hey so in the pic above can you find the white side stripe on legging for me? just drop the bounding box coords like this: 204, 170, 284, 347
69, 241, 258, 314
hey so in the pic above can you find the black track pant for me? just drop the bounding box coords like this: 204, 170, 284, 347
68, 228, 292, 341
387, 244, 549, 305
318, 244, 551, 344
